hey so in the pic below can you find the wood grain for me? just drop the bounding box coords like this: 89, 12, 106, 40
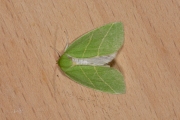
0, 0, 180, 120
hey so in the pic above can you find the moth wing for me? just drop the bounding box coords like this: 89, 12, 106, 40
63, 66, 125, 94
65, 22, 124, 58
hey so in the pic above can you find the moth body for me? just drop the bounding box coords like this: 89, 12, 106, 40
58, 22, 125, 94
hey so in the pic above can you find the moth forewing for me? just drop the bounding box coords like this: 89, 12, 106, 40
71, 53, 116, 66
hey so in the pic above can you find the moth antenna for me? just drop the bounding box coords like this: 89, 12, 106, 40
64, 29, 69, 51
52, 26, 61, 59
52, 65, 58, 99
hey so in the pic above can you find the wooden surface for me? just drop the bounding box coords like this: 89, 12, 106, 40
1, 0, 180, 120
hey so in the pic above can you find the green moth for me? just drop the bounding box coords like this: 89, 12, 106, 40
58, 22, 125, 94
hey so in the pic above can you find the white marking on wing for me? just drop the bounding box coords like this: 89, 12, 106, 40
71, 53, 116, 66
